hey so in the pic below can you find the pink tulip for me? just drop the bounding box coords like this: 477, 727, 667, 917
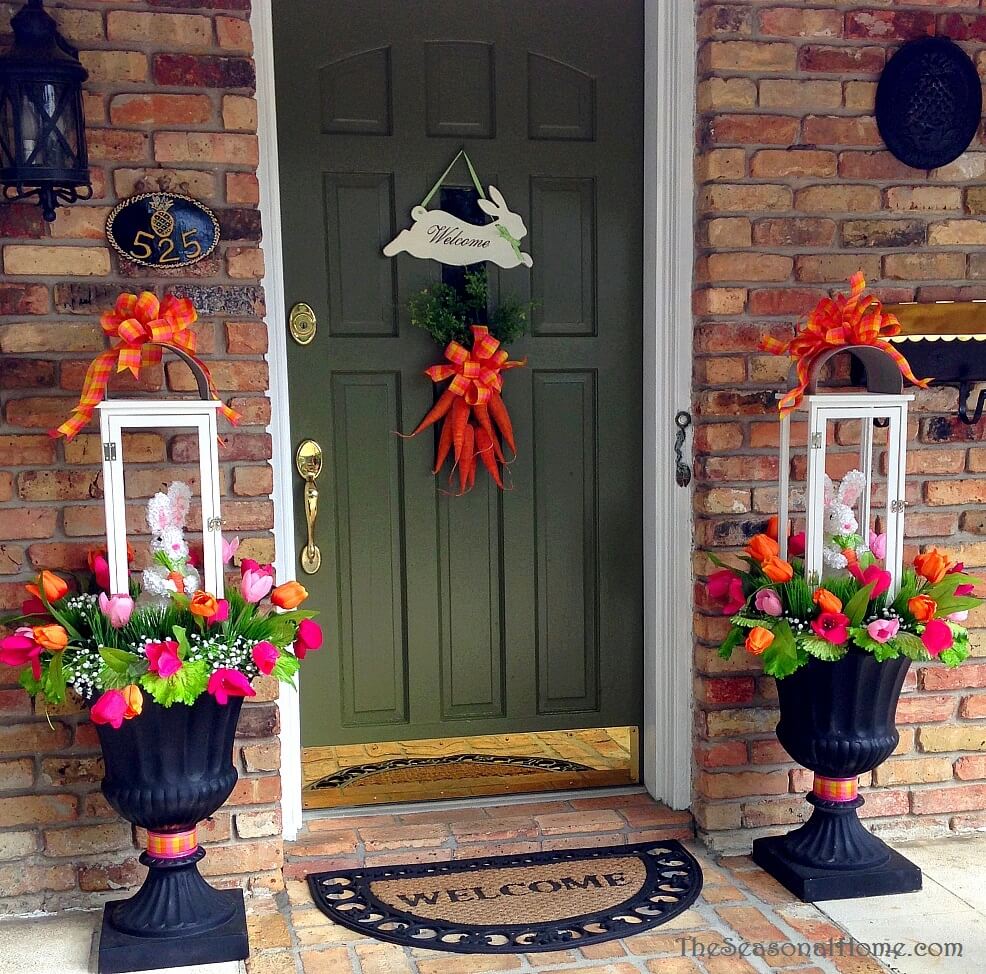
848, 563, 892, 600
707, 570, 746, 616
239, 558, 275, 580
207, 668, 256, 705
294, 619, 323, 660
222, 537, 240, 565
788, 532, 806, 558
0, 628, 42, 680
90, 690, 128, 729
948, 611, 969, 623
866, 618, 900, 644
21, 596, 46, 617
145, 640, 182, 678
208, 599, 230, 625
922, 619, 954, 657
90, 553, 111, 591
812, 611, 851, 645
98, 592, 135, 629
956, 583, 976, 598
754, 589, 783, 617
240, 568, 274, 604
949, 562, 965, 575
251, 641, 279, 675
868, 531, 887, 560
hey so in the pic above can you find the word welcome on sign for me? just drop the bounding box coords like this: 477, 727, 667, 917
395, 870, 629, 908
106, 193, 220, 269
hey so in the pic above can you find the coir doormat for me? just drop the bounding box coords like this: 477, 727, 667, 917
309, 754, 592, 790
306, 840, 703, 953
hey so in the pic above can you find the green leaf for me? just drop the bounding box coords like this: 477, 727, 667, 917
99, 664, 136, 690
172, 625, 191, 660
850, 629, 900, 662
894, 631, 930, 662
717, 626, 744, 661
929, 595, 981, 618
41, 653, 66, 704
139, 659, 209, 707
729, 615, 767, 629
799, 635, 849, 662
762, 620, 804, 679
922, 573, 978, 603
18, 667, 42, 696
99, 646, 140, 673
842, 582, 875, 627
271, 651, 301, 686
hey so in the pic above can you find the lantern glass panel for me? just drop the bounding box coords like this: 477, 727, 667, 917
795, 395, 911, 597
98, 403, 224, 600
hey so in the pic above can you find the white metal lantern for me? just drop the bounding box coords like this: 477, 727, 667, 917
777, 346, 913, 597
96, 349, 225, 599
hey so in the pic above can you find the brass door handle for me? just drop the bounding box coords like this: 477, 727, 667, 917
295, 439, 323, 574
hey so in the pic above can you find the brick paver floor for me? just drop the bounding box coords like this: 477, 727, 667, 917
243, 792, 891, 974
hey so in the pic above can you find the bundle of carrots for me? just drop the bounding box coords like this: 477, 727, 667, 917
404, 325, 524, 494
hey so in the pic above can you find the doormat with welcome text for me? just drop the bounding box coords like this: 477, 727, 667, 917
306, 840, 703, 953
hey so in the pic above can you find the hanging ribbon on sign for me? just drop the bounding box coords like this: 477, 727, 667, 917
383, 149, 533, 269
52, 291, 240, 440
761, 273, 931, 414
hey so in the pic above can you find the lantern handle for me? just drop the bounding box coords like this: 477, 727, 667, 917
799, 344, 905, 396
102, 343, 212, 403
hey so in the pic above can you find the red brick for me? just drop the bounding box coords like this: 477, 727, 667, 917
846, 11, 935, 40
0, 794, 76, 827
911, 784, 986, 815
799, 46, 885, 74
110, 94, 213, 127
895, 694, 956, 723
153, 54, 255, 90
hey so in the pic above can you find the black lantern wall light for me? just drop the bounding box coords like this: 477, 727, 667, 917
0, 0, 91, 221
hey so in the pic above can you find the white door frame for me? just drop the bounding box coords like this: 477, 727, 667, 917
252, 0, 696, 840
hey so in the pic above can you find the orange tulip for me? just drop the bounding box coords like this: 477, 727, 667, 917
25, 571, 69, 604
271, 581, 308, 610
766, 515, 780, 542
813, 588, 843, 614
745, 626, 775, 656
746, 533, 780, 563
189, 590, 219, 618
122, 684, 143, 720
762, 556, 794, 584
908, 594, 937, 623
32, 623, 68, 652
914, 548, 952, 585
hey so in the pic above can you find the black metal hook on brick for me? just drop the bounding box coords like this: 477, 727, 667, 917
955, 381, 986, 426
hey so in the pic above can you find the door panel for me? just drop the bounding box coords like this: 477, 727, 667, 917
274, 0, 643, 747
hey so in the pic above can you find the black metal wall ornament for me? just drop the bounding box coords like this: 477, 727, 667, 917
876, 36, 982, 171
106, 192, 221, 269
0, 0, 92, 221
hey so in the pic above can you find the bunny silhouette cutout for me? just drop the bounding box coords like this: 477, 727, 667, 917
383, 185, 533, 269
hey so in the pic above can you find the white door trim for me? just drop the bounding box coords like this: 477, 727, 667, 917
642, 0, 696, 810
253, 0, 303, 840
252, 0, 697, 839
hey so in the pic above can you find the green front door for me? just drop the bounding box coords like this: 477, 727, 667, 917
273, 1, 644, 747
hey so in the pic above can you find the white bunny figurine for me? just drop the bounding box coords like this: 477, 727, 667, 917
822, 469, 867, 570
383, 185, 533, 269
141, 481, 201, 605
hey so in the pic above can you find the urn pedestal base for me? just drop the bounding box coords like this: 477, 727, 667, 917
752, 794, 922, 902
97, 846, 249, 974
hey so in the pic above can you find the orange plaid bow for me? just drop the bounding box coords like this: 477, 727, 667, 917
53, 291, 239, 439
425, 325, 524, 406
761, 273, 931, 414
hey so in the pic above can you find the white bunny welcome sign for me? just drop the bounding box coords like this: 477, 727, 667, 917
383, 150, 533, 270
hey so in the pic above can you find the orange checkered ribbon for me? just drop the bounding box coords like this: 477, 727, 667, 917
761, 273, 930, 414
146, 827, 198, 859
813, 775, 858, 803
52, 291, 240, 440
425, 324, 524, 406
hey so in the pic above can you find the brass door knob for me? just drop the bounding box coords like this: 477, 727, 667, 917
295, 439, 323, 574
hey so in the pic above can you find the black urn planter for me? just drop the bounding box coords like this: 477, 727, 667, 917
752, 648, 922, 902
94, 694, 250, 973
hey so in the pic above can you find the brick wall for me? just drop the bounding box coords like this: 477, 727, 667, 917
694, 1, 986, 851
0, 1, 283, 912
